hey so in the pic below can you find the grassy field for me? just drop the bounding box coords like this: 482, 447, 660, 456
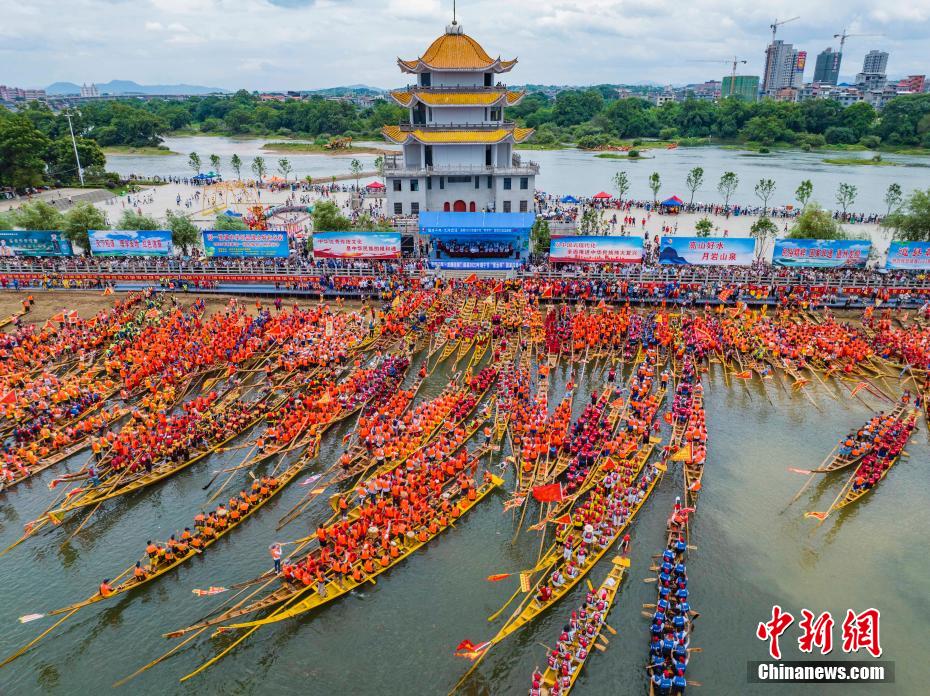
822, 157, 900, 166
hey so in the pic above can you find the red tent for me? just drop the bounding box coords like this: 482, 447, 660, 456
366, 181, 385, 189
592, 191, 612, 199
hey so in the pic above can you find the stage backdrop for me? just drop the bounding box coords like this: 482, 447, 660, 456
89, 230, 173, 257
550, 236, 644, 264
312, 232, 401, 260
771, 238, 870, 268
0, 230, 72, 257
420, 212, 532, 270
203, 230, 289, 258
659, 237, 755, 265
885, 242, 930, 270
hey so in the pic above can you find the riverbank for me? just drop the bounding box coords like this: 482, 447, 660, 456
260, 142, 398, 156
103, 146, 178, 156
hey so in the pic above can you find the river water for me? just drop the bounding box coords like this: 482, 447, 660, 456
0, 333, 926, 695
106, 136, 930, 214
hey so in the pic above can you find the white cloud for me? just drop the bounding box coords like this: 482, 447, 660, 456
1, 0, 928, 90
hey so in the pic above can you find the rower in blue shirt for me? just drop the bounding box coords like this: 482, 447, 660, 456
672, 670, 687, 695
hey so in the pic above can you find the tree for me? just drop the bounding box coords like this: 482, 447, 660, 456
648, 172, 661, 203
530, 218, 551, 254
209, 154, 221, 176
45, 137, 105, 184
62, 203, 108, 252
166, 210, 201, 255
685, 166, 704, 205
717, 171, 738, 208
835, 182, 858, 215
374, 155, 385, 177
749, 217, 778, 259
277, 158, 293, 182
230, 153, 242, 180
754, 178, 776, 215
0, 113, 51, 189
312, 199, 352, 232
884, 188, 930, 242
251, 156, 266, 182
883, 183, 902, 218
795, 180, 813, 210
695, 217, 713, 237
612, 171, 630, 202
188, 152, 202, 175
212, 214, 248, 231
349, 158, 363, 189
786, 203, 846, 239
11, 200, 64, 230
117, 210, 160, 230
0, 211, 14, 229
579, 208, 604, 235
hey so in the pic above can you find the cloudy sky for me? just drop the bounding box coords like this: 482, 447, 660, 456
2, 0, 929, 90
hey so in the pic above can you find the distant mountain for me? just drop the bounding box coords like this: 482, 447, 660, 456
303, 85, 386, 96
46, 80, 227, 95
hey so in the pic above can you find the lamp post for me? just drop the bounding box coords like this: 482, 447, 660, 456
65, 112, 84, 186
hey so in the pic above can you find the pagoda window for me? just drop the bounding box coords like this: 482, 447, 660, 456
392, 180, 402, 192
427, 177, 432, 190
490, 108, 501, 121
425, 146, 433, 167
411, 202, 420, 214
487, 176, 492, 188
520, 177, 529, 190
474, 177, 480, 189
503, 200, 512, 213
394, 202, 403, 215
484, 73, 493, 87
503, 177, 512, 190
410, 179, 419, 192
520, 200, 528, 212
420, 73, 431, 87
439, 177, 445, 190
413, 103, 427, 125
485, 146, 492, 166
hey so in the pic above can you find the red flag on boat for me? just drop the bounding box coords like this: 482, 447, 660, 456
805, 511, 828, 521
532, 482, 563, 503
541, 286, 554, 299
663, 412, 673, 424
734, 370, 752, 379
492, 282, 504, 293
485, 573, 511, 582
554, 513, 572, 525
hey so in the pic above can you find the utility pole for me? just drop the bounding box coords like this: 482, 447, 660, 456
65, 112, 85, 186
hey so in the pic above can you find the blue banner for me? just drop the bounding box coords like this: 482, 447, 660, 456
89, 230, 173, 256
659, 237, 756, 266
550, 236, 643, 263
886, 242, 930, 270
0, 230, 72, 257
203, 230, 289, 258
772, 238, 870, 268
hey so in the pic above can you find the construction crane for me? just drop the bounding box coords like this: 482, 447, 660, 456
833, 28, 885, 54
770, 16, 800, 42
689, 57, 748, 95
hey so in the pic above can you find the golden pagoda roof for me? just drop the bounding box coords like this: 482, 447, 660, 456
389, 90, 526, 107
382, 125, 534, 144
398, 25, 517, 73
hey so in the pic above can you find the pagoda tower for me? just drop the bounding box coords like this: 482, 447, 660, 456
383, 20, 536, 216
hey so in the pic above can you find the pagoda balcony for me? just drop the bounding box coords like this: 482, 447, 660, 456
383, 160, 540, 177
396, 120, 516, 130
403, 84, 509, 92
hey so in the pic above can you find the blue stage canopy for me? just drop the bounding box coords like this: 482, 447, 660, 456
418, 212, 535, 237
561, 195, 578, 203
